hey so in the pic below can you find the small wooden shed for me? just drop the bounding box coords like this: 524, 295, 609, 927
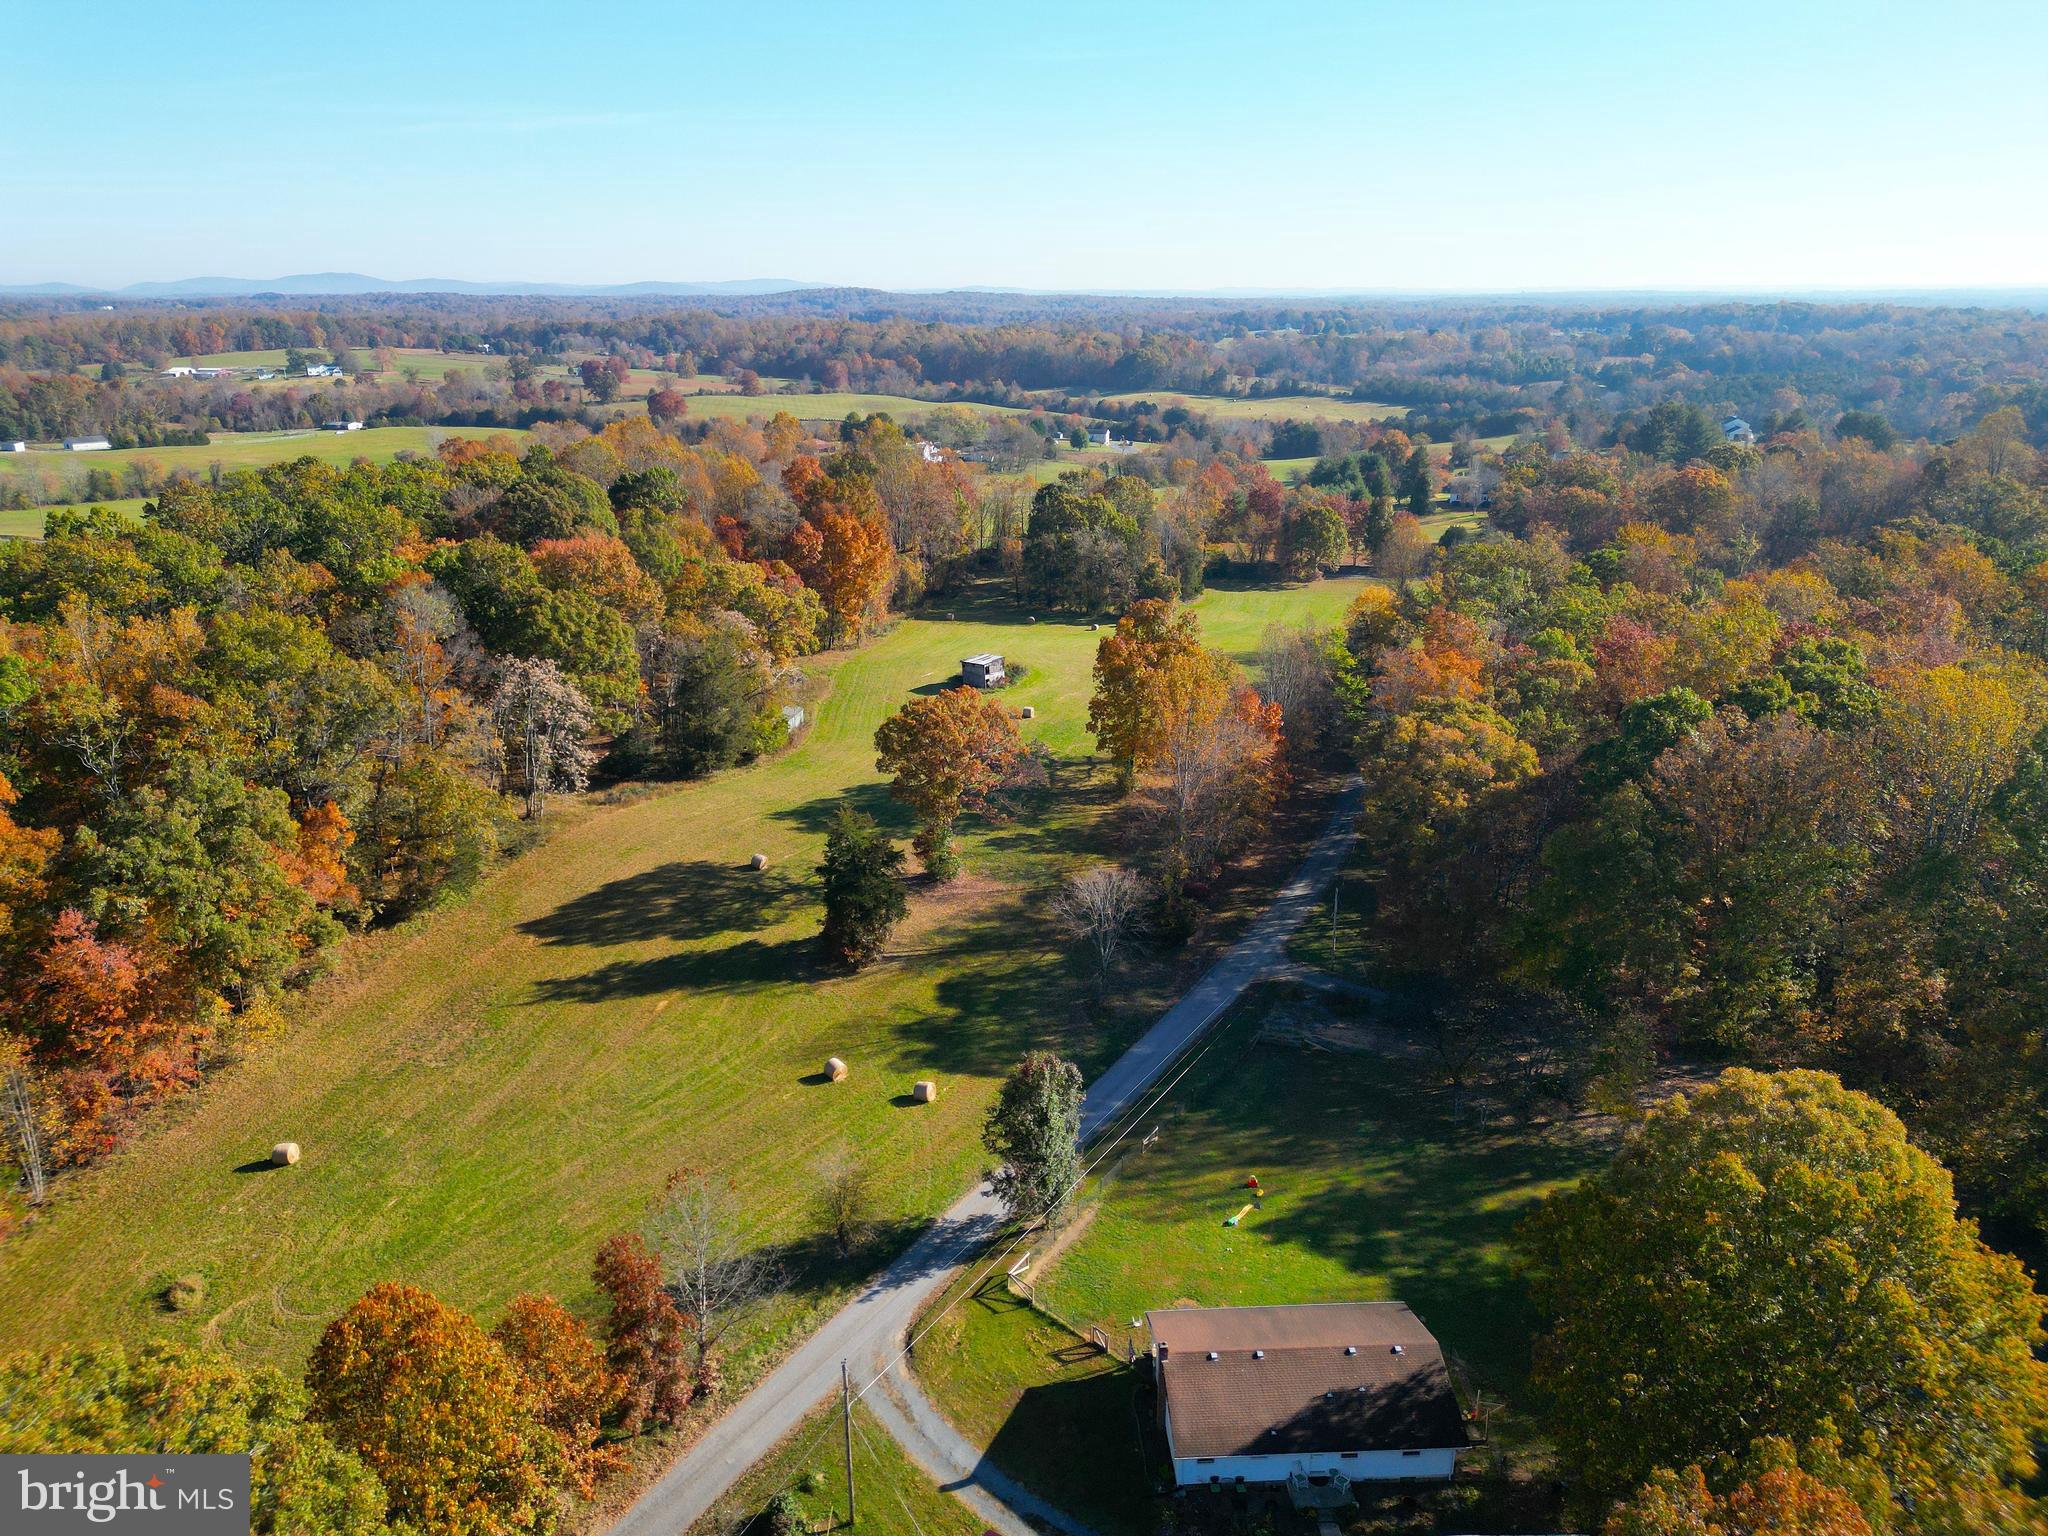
961, 653, 1006, 688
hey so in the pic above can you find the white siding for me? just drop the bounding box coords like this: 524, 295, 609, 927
1171, 1447, 1458, 1486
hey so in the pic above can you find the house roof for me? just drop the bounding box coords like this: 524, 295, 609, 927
1149, 1303, 1466, 1460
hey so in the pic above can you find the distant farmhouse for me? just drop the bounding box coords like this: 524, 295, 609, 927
62, 437, 112, 452
304, 363, 342, 377
1149, 1303, 1467, 1490
320, 420, 365, 432
1721, 415, 1756, 444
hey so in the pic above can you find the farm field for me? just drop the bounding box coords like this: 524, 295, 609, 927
0, 426, 530, 506
1092, 390, 1407, 423
0, 498, 147, 539
658, 390, 1029, 425
913, 986, 1601, 1533
0, 578, 1376, 1381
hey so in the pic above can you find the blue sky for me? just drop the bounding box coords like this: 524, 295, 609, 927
6, 0, 2045, 292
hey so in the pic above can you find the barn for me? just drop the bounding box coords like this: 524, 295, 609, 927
1149, 1302, 1467, 1488
960, 653, 1005, 688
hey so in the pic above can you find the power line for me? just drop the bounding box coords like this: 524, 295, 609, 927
851, 1003, 1248, 1404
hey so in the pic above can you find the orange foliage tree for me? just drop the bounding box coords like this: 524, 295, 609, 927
874, 685, 1027, 877
307, 1282, 566, 1536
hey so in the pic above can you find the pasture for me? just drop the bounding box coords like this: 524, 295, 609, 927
0, 426, 530, 509
0, 579, 1374, 1381
658, 390, 1030, 426
1092, 390, 1407, 424
911, 985, 1601, 1532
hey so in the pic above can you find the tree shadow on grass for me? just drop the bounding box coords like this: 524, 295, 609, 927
527, 935, 820, 1003
767, 780, 908, 838
518, 860, 809, 949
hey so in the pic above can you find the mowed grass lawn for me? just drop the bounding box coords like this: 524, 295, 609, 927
914, 987, 1600, 1532
680, 1403, 984, 1536
0, 579, 1372, 1379
0, 427, 530, 510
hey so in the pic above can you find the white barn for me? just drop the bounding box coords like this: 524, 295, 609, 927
1150, 1303, 1467, 1489
62, 437, 112, 452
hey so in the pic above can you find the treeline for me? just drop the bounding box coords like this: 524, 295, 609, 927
0, 411, 988, 1164
1276, 409, 2048, 1249
9, 294, 2048, 445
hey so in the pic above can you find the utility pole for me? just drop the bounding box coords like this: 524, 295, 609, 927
841, 1359, 855, 1528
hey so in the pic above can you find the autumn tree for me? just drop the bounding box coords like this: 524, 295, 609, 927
489, 658, 595, 818
492, 1295, 622, 1495
591, 1233, 690, 1434
0, 1341, 386, 1535
983, 1050, 1085, 1226
307, 1282, 567, 1536
1087, 598, 1206, 787
1519, 1070, 2048, 1521
873, 685, 1026, 878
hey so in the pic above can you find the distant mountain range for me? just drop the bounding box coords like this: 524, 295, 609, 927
0, 273, 814, 298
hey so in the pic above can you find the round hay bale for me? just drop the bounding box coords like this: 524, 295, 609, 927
1020, 706, 1036, 719
1089, 622, 1100, 631
912, 1079, 938, 1104
271, 1141, 300, 1167
1027, 615, 1038, 624
825, 1057, 849, 1083
749, 852, 769, 871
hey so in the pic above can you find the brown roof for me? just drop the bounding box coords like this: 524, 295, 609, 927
1149, 1303, 1466, 1460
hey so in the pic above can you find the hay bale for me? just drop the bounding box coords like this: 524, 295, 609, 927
913, 1079, 938, 1104
749, 852, 769, 871
1020, 706, 1035, 719
825, 1057, 848, 1083
271, 1141, 300, 1167
1089, 622, 1100, 631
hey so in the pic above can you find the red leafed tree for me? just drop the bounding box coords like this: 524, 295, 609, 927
26, 910, 199, 1159
591, 1233, 691, 1433
782, 457, 894, 641
492, 1294, 623, 1495
646, 387, 690, 426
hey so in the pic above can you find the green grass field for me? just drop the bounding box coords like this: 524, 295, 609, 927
165, 349, 292, 370
0, 579, 1373, 1382
1092, 391, 1407, 424
912, 986, 1600, 1531
0, 427, 530, 511
663, 391, 1029, 426
676, 1403, 983, 1536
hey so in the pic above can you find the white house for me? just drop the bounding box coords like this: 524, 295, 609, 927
917, 439, 945, 464
160, 365, 197, 378
1721, 415, 1756, 445
304, 363, 341, 377
1150, 1303, 1467, 1489
62, 437, 112, 452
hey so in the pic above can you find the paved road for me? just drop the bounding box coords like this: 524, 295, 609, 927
609, 778, 1366, 1536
